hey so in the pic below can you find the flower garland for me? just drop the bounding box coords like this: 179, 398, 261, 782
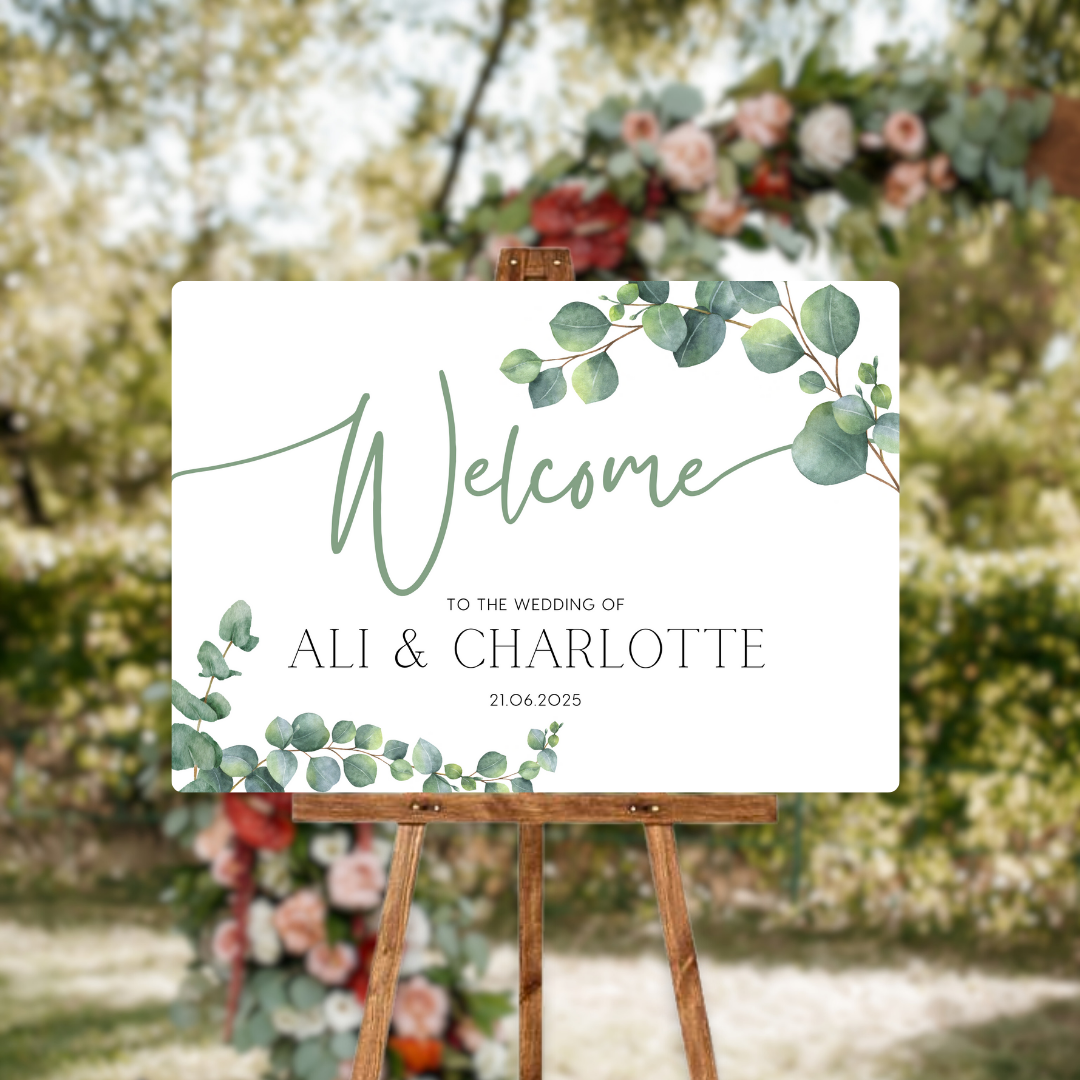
402, 54, 1054, 281
165, 793, 514, 1080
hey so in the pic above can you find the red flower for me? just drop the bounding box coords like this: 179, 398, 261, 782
745, 159, 792, 201
224, 793, 295, 851
388, 1037, 443, 1074
530, 183, 630, 272
644, 175, 667, 219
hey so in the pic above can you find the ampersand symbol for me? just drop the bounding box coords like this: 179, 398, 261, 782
395, 629, 427, 668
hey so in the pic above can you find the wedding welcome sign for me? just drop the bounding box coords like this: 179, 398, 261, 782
172, 279, 899, 795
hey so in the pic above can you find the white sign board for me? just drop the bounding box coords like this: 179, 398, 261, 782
172, 280, 899, 794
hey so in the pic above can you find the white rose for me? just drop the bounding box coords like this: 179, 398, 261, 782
798, 103, 855, 173
474, 1038, 509, 1080
256, 849, 293, 898
398, 906, 434, 976
247, 898, 282, 966
311, 829, 352, 867
324, 989, 364, 1033
634, 222, 665, 268
271, 1005, 327, 1039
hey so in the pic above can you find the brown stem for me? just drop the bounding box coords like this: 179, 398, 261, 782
864, 470, 897, 490
782, 282, 839, 395
431, 0, 522, 222
548, 325, 643, 367
868, 439, 900, 490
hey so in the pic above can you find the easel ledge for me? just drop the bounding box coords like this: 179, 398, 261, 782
293, 792, 777, 824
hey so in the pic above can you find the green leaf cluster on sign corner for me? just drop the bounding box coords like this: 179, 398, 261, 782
172, 602, 569, 793
497, 279, 899, 492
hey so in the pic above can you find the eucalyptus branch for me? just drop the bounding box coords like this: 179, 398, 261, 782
782, 281, 840, 395
545, 324, 643, 367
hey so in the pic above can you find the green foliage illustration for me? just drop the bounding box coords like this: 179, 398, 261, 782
172, 602, 566, 794
499, 280, 899, 491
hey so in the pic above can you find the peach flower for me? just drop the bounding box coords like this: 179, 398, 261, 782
621, 109, 660, 147
391, 975, 450, 1039
928, 152, 957, 192
697, 187, 748, 237
306, 941, 358, 986
327, 849, 387, 912
882, 110, 927, 159
211, 844, 246, 889
484, 233, 521, 265
212, 918, 243, 965
272, 888, 327, 954
658, 123, 716, 192
733, 92, 793, 148
194, 810, 234, 862
884, 160, 929, 208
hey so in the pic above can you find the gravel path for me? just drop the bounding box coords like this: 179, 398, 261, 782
2, 922, 1076, 1080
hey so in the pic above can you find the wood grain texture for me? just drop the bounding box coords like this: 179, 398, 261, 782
495, 246, 574, 280
518, 825, 544, 1080
645, 824, 718, 1080
294, 793, 778, 824
1029, 95, 1080, 199
351, 824, 425, 1080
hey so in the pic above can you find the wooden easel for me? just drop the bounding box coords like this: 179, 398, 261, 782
294, 248, 778, 1079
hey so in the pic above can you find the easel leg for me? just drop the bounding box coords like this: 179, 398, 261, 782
518, 824, 544, 1080
645, 824, 719, 1080
351, 823, 426, 1080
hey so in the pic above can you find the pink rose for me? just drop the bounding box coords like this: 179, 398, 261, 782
884, 160, 929, 208
327, 849, 387, 912
882, 110, 927, 159
484, 234, 521, 265
658, 123, 716, 192
697, 187, 748, 237
211, 918, 243, 965
305, 941, 358, 986
928, 152, 957, 192
621, 110, 660, 147
392, 975, 450, 1040
272, 888, 327, 954
194, 811, 234, 862
211, 844, 246, 889
733, 93, 793, 149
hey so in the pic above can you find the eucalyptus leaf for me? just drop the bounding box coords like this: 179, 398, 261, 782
384, 739, 409, 760
412, 738, 443, 774
674, 310, 725, 367
741, 318, 804, 373
266, 715, 293, 749
510, 778, 534, 793
219, 599, 260, 651
858, 362, 876, 384
549, 302, 610, 351
873, 411, 900, 454
306, 756, 341, 792
791, 402, 869, 485
291, 713, 330, 752
484, 781, 510, 793
548, 735, 560, 746
171, 680, 218, 724
870, 383, 892, 409
423, 773, 454, 794
477, 751, 508, 778
500, 349, 543, 384
632, 280, 669, 304
659, 83, 704, 124
642, 303, 688, 350
519, 760, 541, 780
354, 724, 383, 751
800, 285, 860, 357
608, 303, 625, 321
445, 763, 463, 779
695, 280, 740, 319
246, 766, 284, 793
290, 976, 327, 1010
221, 744, 259, 778
537, 748, 558, 772
181, 767, 232, 793
730, 280, 780, 313
343, 754, 378, 788
172, 724, 220, 772
331, 720, 356, 744
266, 748, 298, 787
529, 367, 567, 409
572, 353, 619, 403
616, 282, 639, 304
390, 758, 414, 781
799, 370, 826, 394
197, 640, 241, 680
832, 395, 876, 434
461, 775, 477, 791
527, 729, 546, 751
205, 692, 231, 720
